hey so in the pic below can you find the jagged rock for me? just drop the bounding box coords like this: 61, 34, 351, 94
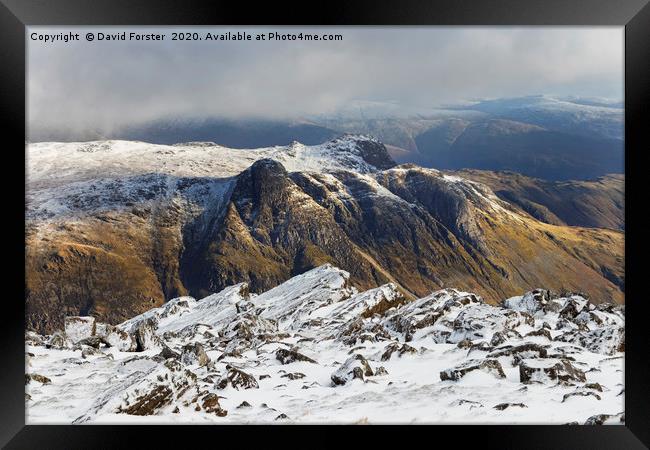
275, 348, 317, 365
180, 343, 210, 367
519, 359, 586, 384
457, 339, 473, 349
558, 297, 588, 320
493, 403, 527, 410
64, 316, 96, 344
77, 336, 110, 349
440, 359, 506, 381
133, 318, 163, 351
217, 367, 259, 390
237, 401, 252, 409
275, 413, 290, 421
158, 345, 180, 360
331, 355, 374, 385
45, 331, 69, 349
488, 343, 548, 363
380, 342, 417, 361
201, 393, 227, 416
98, 324, 137, 352
554, 326, 624, 355
121, 385, 172, 415
562, 391, 601, 402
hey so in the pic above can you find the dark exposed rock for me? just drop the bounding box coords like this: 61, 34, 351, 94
201, 393, 228, 416
77, 336, 110, 349
562, 391, 601, 402
488, 343, 548, 361
519, 359, 586, 384
525, 328, 553, 340
493, 403, 527, 410
217, 367, 259, 390
121, 385, 172, 416
584, 383, 603, 392
381, 342, 417, 361
237, 401, 252, 409
158, 344, 180, 360
440, 359, 506, 381
276, 348, 317, 365
26, 373, 51, 385
281, 372, 306, 380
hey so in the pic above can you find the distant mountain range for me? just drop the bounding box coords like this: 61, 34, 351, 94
29, 95, 624, 182
26, 136, 623, 334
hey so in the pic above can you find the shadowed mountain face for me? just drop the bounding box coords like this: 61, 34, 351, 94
25, 137, 624, 334
413, 119, 623, 181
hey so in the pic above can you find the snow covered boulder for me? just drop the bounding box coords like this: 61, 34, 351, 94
331, 354, 374, 385
554, 326, 624, 355
180, 343, 210, 367
440, 358, 506, 381
519, 359, 586, 384
133, 318, 164, 351
45, 331, 71, 349
502, 289, 552, 314
275, 348, 317, 365
64, 316, 96, 344
488, 342, 549, 364
104, 326, 137, 352
380, 342, 417, 361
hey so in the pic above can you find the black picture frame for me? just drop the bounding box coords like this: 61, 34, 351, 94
2, 0, 649, 448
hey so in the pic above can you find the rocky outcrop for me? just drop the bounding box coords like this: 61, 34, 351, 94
25, 265, 625, 424
440, 359, 506, 381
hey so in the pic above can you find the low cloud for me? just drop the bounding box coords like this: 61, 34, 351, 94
27, 26, 623, 138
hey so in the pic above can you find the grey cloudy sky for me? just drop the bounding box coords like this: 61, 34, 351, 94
27, 26, 623, 135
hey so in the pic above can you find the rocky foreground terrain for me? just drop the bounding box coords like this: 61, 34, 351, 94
26, 265, 624, 424
26, 136, 624, 334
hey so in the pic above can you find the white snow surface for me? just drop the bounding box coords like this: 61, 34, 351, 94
26, 136, 517, 224
26, 265, 624, 425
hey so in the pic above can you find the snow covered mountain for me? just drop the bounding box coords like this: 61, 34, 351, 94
26, 136, 624, 335
25, 264, 624, 424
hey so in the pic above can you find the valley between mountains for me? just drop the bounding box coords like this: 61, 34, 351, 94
26, 136, 624, 335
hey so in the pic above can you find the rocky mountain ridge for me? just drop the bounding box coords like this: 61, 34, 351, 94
26, 136, 624, 334
25, 265, 625, 424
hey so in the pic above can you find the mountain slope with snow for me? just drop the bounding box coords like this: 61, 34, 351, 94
26, 136, 624, 334
25, 265, 625, 424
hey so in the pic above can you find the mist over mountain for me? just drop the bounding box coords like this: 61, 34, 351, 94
29, 95, 623, 182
